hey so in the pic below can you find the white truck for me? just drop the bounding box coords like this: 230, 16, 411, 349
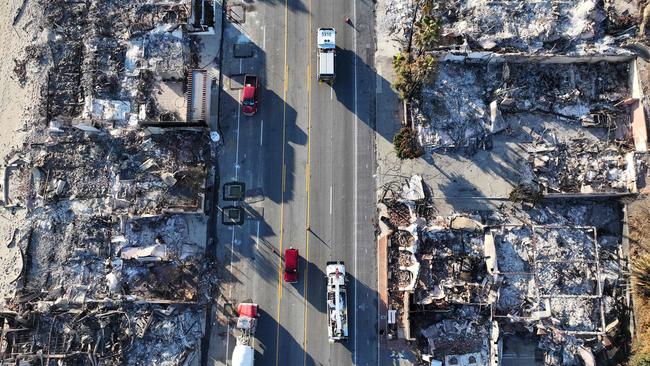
231, 303, 258, 366
317, 28, 336, 84
326, 261, 348, 342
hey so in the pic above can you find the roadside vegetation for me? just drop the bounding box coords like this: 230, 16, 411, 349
392, 15, 440, 100
629, 198, 650, 365
391, 5, 440, 159
393, 127, 423, 159
392, 52, 436, 100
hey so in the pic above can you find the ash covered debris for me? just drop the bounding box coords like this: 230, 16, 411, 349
382, 177, 629, 365
414, 218, 488, 306
418, 306, 491, 365
43, 0, 205, 126
4, 128, 209, 214
414, 59, 642, 194
416, 61, 631, 150
0, 303, 205, 365
0, 0, 215, 364
427, 0, 639, 54
378, 0, 417, 40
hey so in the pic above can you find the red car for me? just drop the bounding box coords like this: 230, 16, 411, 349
283, 247, 299, 283
241, 74, 259, 116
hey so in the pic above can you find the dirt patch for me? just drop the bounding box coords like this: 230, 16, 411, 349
629, 197, 650, 356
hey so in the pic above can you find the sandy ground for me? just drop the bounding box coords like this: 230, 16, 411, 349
629, 196, 650, 359
0, 0, 45, 306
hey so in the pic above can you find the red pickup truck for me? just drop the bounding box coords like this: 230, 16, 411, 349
241, 74, 259, 116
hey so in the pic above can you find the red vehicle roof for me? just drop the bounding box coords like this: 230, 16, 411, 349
237, 303, 258, 318
242, 85, 256, 101
284, 248, 299, 283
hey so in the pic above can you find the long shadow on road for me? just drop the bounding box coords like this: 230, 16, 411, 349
241, 0, 310, 14
255, 307, 319, 366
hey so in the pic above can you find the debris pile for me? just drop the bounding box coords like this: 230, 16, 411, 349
415, 60, 640, 193
381, 177, 628, 365
414, 217, 487, 306
416, 61, 631, 150
418, 306, 491, 365
44, 0, 200, 127
427, 0, 636, 54
379, 0, 417, 40
0, 303, 204, 365
4, 128, 208, 214
0, 0, 214, 364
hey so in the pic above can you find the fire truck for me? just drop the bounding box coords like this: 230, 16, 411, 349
326, 261, 348, 342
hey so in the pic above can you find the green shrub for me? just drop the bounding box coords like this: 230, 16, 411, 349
393, 127, 423, 159
392, 52, 437, 100
414, 16, 440, 51
632, 253, 650, 296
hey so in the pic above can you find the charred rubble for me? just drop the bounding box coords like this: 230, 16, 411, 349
414, 59, 644, 194
1, 0, 215, 364
425, 0, 638, 55
381, 177, 629, 365
44, 0, 209, 128
380, 0, 644, 364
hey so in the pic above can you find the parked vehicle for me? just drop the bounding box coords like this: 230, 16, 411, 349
326, 261, 348, 342
230, 303, 259, 366
241, 75, 259, 116
317, 28, 336, 84
283, 247, 299, 283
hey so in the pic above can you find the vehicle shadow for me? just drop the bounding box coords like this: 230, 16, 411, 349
298, 250, 326, 314
239, 0, 310, 14
254, 307, 319, 366
331, 47, 381, 138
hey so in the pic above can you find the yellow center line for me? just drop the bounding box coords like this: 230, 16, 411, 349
303, 0, 313, 362
275, 0, 289, 365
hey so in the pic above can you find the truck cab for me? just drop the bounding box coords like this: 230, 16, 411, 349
241, 75, 259, 116
317, 28, 336, 84
231, 303, 258, 366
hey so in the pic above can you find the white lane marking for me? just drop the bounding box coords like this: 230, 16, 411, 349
353, 0, 359, 364
239, 58, 243, 73
261, 25, 265, 49
329, 186, 333, 215
256, 221, 261, 249
260, 119, 264, 146
330, 87, 333, 100
235, 90, 241, 180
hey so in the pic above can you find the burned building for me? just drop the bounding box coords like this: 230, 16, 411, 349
44, 0, 211, 128
427, 0, 639, 55
381, 178, 629, 366
414, 58, 647, 195
0, 0, 214, 364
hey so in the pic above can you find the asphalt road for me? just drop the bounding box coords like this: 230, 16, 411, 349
213, 0, 378, 365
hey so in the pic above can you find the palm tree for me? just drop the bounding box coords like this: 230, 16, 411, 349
633, 253, 650, 296
414, 16, 440, 51
392, 52, 437, 100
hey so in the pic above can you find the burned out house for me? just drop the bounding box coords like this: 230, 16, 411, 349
379, 3, 648, 361
0, 0, 216, 364
414, 58, 646, 195
381, 180, 630, 366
